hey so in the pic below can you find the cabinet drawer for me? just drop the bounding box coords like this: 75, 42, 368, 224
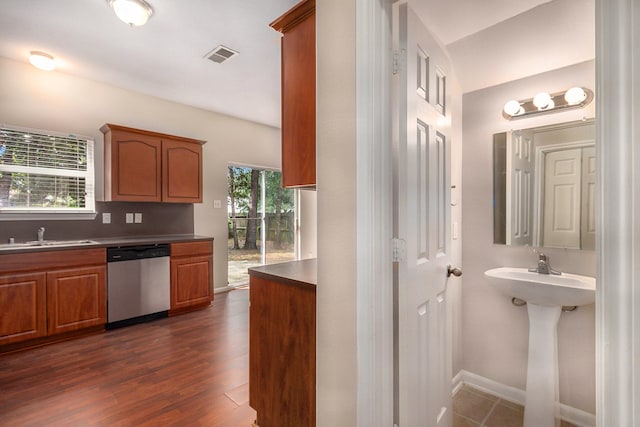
171, 241, 213, 258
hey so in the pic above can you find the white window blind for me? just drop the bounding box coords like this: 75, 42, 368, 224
0, 124, 95, 214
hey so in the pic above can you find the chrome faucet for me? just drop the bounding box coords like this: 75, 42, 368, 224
37, 227, 45, 242
528, 252, 561, 275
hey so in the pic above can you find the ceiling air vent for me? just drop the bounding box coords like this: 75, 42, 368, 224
205, 45, 239, 64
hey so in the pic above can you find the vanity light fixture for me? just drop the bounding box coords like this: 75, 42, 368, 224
108, 0, 153, 26
503, 87, 593, 120
29, 51, 56, 71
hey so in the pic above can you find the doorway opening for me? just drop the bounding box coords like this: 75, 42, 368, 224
227, 165, 297, 285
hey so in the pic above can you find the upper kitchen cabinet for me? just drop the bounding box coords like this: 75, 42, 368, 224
271, 0, 316, 188
101, 124, 205, 203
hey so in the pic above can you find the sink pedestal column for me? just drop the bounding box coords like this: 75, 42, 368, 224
523, 303, 562, 427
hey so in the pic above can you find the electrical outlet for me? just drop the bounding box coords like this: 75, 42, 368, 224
125, 213, 133, 224
102, 212, 111, 224
134, 213, 142, 223
213, 199, 222, 209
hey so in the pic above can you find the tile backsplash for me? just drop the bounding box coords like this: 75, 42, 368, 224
0, 202, 194, 243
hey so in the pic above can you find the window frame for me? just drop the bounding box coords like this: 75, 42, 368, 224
0, 124, 97, 220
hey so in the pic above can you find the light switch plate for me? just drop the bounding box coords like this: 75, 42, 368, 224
213, 199, 222, 209
134, 213, 142, 223
102, 212, 111, 224
125, 213, 133, 224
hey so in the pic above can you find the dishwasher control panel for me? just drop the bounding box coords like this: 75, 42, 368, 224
107, 244, 170, 262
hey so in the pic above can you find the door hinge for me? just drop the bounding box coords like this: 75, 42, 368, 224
393, 49, 405, 75
392, 238, 406, 262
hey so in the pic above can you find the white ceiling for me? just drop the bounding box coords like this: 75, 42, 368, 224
0, 0, 594, 128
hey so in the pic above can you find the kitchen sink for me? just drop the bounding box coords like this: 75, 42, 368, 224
0, 240, 98, 251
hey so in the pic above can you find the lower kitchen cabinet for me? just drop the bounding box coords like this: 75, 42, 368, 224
0, 248, 107, 351
248, 259, 317, 427
170, 241, 213, 314
47, 266, 107, 335
0, 272, 47, 346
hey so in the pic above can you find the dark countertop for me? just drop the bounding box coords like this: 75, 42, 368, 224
0, 234, 213, 254
248, 258, 317, 289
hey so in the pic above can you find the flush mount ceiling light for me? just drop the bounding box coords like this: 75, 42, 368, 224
29, 51, 56, 71
502, 87, 594, 120
108, 0, 153, 26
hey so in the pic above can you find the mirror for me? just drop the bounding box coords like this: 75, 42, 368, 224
493, 119, 595, 249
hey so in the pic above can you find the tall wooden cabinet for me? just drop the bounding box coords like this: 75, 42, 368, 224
101, 124, 205, 203
271, 0, 316, 188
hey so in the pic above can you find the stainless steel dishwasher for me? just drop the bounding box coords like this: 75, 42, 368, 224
106, 244, 170, 329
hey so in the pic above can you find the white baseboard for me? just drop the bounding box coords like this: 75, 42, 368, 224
452, 370, 595, 427
213, 285, 235, 294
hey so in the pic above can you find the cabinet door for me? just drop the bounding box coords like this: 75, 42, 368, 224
276, 6, 316, 188
170, 255, 212, 313
46, 266, 106, 335
0, 272, 47, 345
162, 138, 203, 203
111, 130, 162, 202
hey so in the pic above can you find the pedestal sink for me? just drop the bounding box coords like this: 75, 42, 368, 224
484, 267, 595, 427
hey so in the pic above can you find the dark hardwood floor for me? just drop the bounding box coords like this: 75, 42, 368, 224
0, 289, 255, 426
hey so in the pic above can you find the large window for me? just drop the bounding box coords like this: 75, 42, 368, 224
0, 125, 95, 215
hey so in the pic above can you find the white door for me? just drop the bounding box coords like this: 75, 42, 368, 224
506, 130, 534, 246
393, 3, 453, 426
542, 148, 582, 248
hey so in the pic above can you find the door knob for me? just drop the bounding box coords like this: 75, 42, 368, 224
447, 265, 462, 277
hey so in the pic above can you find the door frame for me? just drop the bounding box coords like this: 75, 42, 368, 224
354, 0, 394, 425
595, 0, 640, 424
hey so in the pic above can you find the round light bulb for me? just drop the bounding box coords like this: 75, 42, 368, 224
503, 100, 523, 116
109, 0, 153, 26
564, 87, 587, 105
29, 51, 56, 71
533, 92, 552, 110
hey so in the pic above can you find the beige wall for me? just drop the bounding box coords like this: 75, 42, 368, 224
0, 56, 283, 291
316, 0, 358, 425
461, 60, 596, 413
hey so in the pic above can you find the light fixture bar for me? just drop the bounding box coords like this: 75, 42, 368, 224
502, 87, 594, 120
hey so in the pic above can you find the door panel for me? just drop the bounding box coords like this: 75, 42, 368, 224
581, 146, 596, 250
543, 148, 582, 248
506, 130, 534, 246
394, 3, 453, 426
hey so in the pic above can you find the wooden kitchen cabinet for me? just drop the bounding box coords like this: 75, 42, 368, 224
0, 272, 47, 346
0, 248, 107, 352
248, 259, 316, 427
170, 241, 213, 315
271, 0, 316, 188
162, 138, 203, 203
46, 265, 106, 335
101, 124, 205, 203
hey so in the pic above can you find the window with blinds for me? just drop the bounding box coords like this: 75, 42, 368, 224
0, 125, 95, 213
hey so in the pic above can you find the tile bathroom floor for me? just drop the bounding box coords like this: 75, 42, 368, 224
453, 384, 579, 427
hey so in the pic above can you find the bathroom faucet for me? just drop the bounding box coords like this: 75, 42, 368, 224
528, 252, 561, 275
37, 227, 45, 242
